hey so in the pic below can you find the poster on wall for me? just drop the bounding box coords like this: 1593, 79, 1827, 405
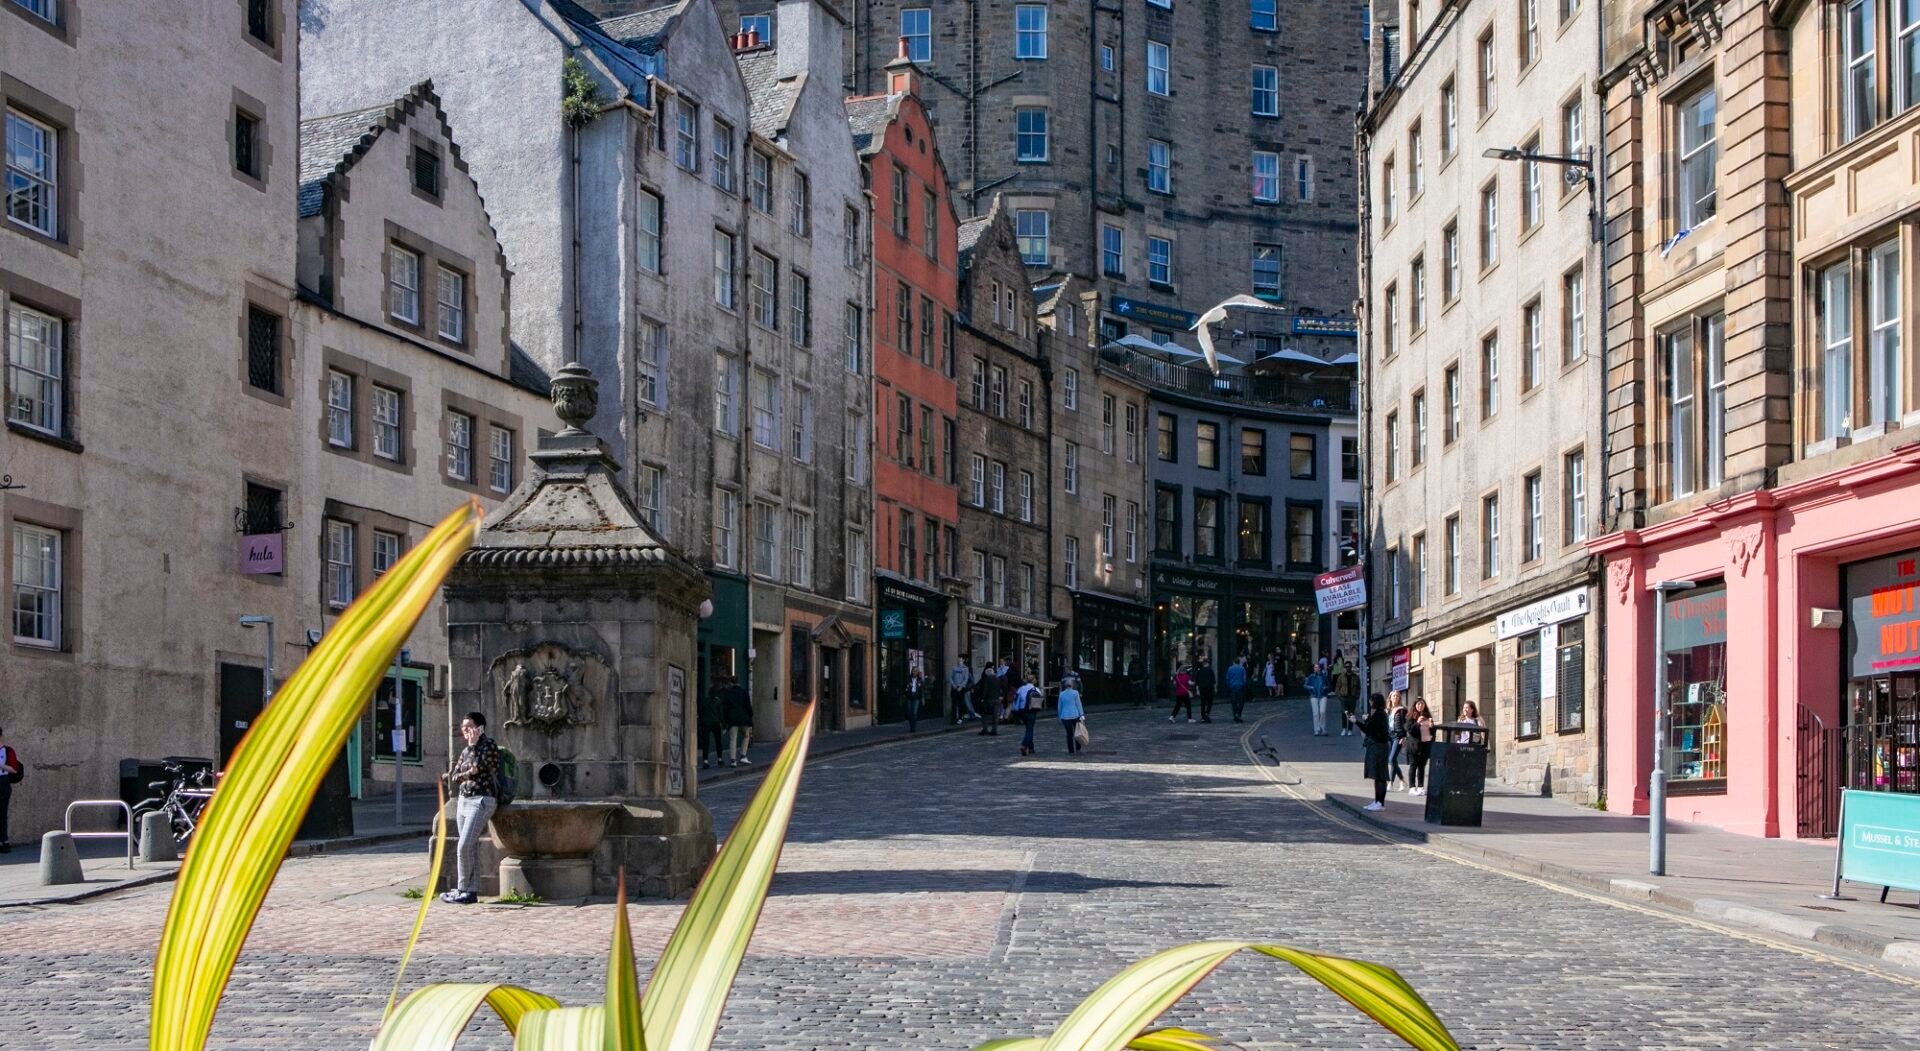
1845, 549, 1920, 677
1390, 649, 1410, 693
1540, 623, 1559, 700
666, 664, 687, 797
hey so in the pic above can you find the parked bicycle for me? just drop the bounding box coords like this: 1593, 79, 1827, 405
131, 761, 217, 849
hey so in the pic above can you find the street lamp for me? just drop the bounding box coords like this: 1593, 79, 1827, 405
1648, 579, 1697, 876
239, 615, 276, 700
1482, 145, 1599, 241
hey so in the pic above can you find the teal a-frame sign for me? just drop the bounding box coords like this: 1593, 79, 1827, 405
1831, 790, 1920, 899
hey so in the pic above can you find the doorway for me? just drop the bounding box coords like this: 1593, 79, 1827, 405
218, 662, 265, 765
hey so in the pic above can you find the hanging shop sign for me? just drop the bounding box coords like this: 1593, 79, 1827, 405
1110, 295, 1197, 330
1495, 586, 1589, 639
879, 608, 908, 640
1313, 565, 1367, 614
1845, 549, 1920, 677
238, 533, 284, 575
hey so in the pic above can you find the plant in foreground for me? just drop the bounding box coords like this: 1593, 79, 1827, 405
148, 501, 1461, 1051
495, 889, 546, 906
400, 887, 426, 901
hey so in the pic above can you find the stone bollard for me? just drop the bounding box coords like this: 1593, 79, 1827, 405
139, 811, 177, 863
39, 831, 85, 886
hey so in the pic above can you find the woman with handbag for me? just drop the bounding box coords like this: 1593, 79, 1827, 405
1058, 676, 1086, 755
1407, 698, 1436, 796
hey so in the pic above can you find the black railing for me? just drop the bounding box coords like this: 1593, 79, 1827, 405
1796, 705, 1841, 838
1099, 349, 1356, 414
1842, 718, 1920, 796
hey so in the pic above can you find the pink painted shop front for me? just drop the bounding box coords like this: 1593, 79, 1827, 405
1592, 445, 1920, 840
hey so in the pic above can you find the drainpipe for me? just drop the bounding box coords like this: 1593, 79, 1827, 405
1354, 107, 1376, 700
1591, 1, 1610, 805
571, 112, 583, 361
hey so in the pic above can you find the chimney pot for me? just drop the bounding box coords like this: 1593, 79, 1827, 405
898, 35, 910, 60
747, 28, 760, 47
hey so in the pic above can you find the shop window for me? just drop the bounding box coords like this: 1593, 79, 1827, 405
1662, 581, 1728, 791
790, 627, 812, 707
1556, 620, 1586, 732
1517, 632, 1542, 739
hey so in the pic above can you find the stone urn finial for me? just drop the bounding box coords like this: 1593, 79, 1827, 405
551, 361, 599, 435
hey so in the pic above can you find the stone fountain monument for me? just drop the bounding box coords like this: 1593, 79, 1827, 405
442, 362, 715, 900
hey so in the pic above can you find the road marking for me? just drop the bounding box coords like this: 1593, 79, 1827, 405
1235, 715, 1920, 990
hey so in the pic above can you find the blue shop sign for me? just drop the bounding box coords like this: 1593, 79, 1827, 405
1835, 790, 1920, 895
1111, 296, 1196, 330
1292, 315, 1359, 338
879, 608, 908, 640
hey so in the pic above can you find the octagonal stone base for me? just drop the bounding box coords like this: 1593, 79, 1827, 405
440, 796, 714, 900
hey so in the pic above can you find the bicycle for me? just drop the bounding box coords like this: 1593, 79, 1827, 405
131, 761, 217, 849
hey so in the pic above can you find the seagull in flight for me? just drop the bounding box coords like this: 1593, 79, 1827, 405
1191, 294, 1289, 374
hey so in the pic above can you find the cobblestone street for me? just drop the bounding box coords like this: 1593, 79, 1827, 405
5, 704, 1917, 1049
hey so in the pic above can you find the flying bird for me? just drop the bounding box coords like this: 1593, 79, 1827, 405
1191, 294, 1289, 374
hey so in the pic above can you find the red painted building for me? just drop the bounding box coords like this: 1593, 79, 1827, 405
847, 52, 961, 724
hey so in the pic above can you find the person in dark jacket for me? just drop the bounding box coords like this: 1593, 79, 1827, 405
721, 678, 755, 767
1193, 658, 1217, 723
1358, 693, 1391, 811
974, 660, 1000, 736
698, 679, 726, 769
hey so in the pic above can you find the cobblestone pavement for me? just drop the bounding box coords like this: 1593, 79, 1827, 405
5, 704, 1919, 1049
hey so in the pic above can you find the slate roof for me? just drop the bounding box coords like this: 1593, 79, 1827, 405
509, 346, 553, 397
297, 102, 394, 218
735, 48, 796, 139
595, 2, 678, 54
546, 0, 659, 95
957, 215, 991, 268
844, 94, 894, 155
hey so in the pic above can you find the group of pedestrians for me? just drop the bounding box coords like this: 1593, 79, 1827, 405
1353, 690, 1481, 811
1167, 655, 1259, 724
946, 656, 1087, 757
697, 675, 757, 769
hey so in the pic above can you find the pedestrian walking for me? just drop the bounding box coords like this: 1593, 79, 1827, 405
1357, 693, 1391, 812
1169, 666, 1195, 723
1194, 657, 1217, 723
441, 711, 501, 904
975, 660, 1001, 737
949, 657, 976, 723
904, 669, 925, 733
698, 678, 726, 770
1012, 675, 1042, 755
0, 726, 21, 854
1386, 691, 1408, 791
1339, 657, 1360, 733
1305, 661, 1330, 735
1407, 698, 1435, 796
1057, 676, 1086, 755
722, 677, 755, 766
1264, 654, 1281, 699
1226, 657, 1249, 722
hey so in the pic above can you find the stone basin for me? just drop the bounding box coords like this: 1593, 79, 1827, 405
487, 800, 622, 859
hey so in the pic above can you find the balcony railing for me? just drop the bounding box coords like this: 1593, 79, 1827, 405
1098, 348, 1356, 414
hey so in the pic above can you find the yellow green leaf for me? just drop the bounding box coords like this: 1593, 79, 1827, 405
972, 1041, 1046, 1051
384, 777, 453, 1024
1031, 941, 1458, 1051
641, 706, 815, 1051
516, 1006, 605, 1050
373, 983, 563, 1050
1127, 1027, 1225, 1051
605, 878, 645, 1051
148, 502, 480, 1051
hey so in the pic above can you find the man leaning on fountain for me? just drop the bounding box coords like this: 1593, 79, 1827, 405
441, 711, 502, 904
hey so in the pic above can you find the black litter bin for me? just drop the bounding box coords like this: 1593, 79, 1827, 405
1424, 723, 1489, 826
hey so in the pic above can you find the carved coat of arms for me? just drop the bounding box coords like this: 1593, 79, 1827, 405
491, 643, 608, 734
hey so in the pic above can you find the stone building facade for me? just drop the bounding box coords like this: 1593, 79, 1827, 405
295, 84, 554, 795
955, 199, 1056, 685
1360, 0, 1606, 802
0, 5, 548, 839
1037, 276, 1152, 706
848, 54, 963, 724
619, 0, 1368, 333
302, 0, 875, 739
1591, 0, 1920, 839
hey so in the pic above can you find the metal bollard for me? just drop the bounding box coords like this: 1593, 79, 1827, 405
138, 811, 177, 863
39, 831, 85, 886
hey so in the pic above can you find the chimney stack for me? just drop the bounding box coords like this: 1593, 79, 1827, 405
886, 35, 919, 97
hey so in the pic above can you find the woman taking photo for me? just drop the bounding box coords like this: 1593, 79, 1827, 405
1455, 700, 1483, 743
1357, 693, 1391, 811
1406, 698, 1435, 796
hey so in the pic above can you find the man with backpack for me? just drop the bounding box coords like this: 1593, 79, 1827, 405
442, 711, 503, 904
721, 676, 755, 766
1193, 657, 1218, 723
974, 659, 1000, 736
0, 725, 21, 853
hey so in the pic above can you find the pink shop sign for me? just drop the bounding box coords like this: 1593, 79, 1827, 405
239, 533, 284, 574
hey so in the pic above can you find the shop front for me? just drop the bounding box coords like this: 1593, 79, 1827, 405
965, 606, 1055, 689
876, 574, 949, 724
698, 571, 750, 711
1067, 590, 1151, 705
1151, 567, 1319, 697
1593, 445, 1920, 839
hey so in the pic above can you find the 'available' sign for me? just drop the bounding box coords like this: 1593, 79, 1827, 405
1313, 565, 1367, 614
